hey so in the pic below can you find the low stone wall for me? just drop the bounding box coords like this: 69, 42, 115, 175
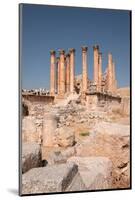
86, 93, 121, 109
22, 94, 54, 104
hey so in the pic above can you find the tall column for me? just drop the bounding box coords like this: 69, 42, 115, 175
82, 46, 88, 93
69, 48, 75, 93
112, 61, 117, 92
59, 49, 65, 95
107, 53, 113, 93
56, 57, 60, 94
65, 53, 70, 93
93, 45, 99, 91
50, 50, 56, 96
98, 52, 102, 92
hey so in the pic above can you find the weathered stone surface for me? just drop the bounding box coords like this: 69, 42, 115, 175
47, 147, 76, 165
56, 126, 75, 147
94, 121, 130, 137
22, 162, 78, 194
22, 116, 42, 143
75, 122, 130, 189
42, 113, 58, 147
47, 151, 67, 165
67, 156, 112, 190
22, 143, 42, 173
66, 172, 87, 191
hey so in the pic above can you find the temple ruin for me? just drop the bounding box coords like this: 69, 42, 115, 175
22, 45, 130, 194
50, 45, 117, 98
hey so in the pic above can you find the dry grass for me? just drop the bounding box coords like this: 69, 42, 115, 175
79, 132, 89, 136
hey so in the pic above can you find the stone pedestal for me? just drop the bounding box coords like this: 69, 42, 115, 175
50, 50, 56, 96
82, 46, 88, 93
69, 48, 75, 93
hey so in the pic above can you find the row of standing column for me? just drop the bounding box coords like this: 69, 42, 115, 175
50, 49, 75, 96
50, 46, 116, 96
93, 45, 116, 93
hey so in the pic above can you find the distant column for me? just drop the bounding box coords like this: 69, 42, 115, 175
82, 46, 88, 93
107, 53, 113, 93
59, 49, 65, 95
50, 50, 56, 96
56, 57, 60, 94
69, 48, 75, 93
93, 45, 99, 91
112, 61, 117, 93
98, 52, 102, 92
65, 53, 70, 93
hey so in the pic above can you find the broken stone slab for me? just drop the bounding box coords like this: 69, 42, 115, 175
67, 156, 112, 190
22, 162, 78, 194
22, 143, 42, 173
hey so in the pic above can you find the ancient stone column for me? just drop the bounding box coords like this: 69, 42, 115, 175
65, 53, 70, 93
69, 48, 75, 93
107, 53, 113, 93
112, 61, 117, 93
98, 52, 102, 92
50, 50, 56, 96
59, 49, 65, 95
42, 113, 58, 147
56, 57, 60, 94
93, 45, 99, 91
82, 46, 88, 93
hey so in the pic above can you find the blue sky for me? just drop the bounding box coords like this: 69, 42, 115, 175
20, 4, 130, 89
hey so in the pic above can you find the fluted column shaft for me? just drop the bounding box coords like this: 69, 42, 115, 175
65, 54, 70, 93
82, 46, 88, 93
93, 45, 99, 88
107, 53, 113, 92
50, 50, 56, 95
59, 49, 65, 95
56, 57, 60, 94
98, 52, 102, 92
69, 48, 75, 93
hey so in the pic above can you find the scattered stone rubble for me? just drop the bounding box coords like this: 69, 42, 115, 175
21, 92, 130, 194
